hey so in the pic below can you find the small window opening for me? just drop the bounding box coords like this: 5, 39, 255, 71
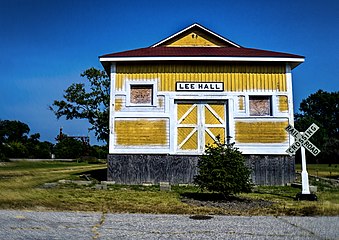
130, 85, 153, 104
249, 96, 272, 116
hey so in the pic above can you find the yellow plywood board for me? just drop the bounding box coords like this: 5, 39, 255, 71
115, 119, 168, 146
235, 121, 288, 143
116, 63, 286, 92
279, 95, 289, 112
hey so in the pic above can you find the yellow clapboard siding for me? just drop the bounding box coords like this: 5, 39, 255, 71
158, 97, 164, 108
116, 63, 286, 92
278, 95, 289, 112
235, 121, 288, 143
115, 119, 168, 146
115, 98, 123, 112
238, 95, 245, 111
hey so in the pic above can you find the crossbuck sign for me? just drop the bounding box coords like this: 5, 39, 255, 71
285, 123, 321, 156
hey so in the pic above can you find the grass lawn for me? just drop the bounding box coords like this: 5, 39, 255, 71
295, 163, 339, 178
0, 161, 338, 216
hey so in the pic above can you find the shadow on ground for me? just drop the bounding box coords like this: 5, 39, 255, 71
76, 168, 107, 182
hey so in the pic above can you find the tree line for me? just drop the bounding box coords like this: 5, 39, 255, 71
0, 120, 107, 161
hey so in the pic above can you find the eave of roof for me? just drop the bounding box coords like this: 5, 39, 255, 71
99, 48, 304, 74
99, 46, 304, 59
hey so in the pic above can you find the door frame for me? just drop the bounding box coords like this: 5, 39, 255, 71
172, 96, 233, 155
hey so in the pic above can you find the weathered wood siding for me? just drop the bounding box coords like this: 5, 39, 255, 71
107, 154, 295, 186
245, 155, 295, 185
107, 154, 198, 184
116, 63, 286, 92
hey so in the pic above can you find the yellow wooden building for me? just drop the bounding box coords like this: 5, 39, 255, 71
100, 23, 304, 185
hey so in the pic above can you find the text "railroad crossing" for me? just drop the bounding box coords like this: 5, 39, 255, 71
285, 123, 321, 156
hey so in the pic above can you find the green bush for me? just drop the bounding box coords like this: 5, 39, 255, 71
194, 138, 252, 196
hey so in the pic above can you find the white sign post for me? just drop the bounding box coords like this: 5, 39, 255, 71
285, 123, 320, 200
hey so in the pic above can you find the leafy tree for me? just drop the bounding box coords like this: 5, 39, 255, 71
295, 90, 339, 163
0, 120, 30, 143
194, 137, 252, 196
4, 141, 28, 158
54, 137, 85, 159
50, 67, 110, 143
26, 137, 53, 159
90, 145, 108, 159
0, 120, 53, 159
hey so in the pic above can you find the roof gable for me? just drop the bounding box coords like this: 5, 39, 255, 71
151, 23, 241, 48
166, 31, 219, 47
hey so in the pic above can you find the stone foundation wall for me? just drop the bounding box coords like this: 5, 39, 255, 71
107, 154, 295, 186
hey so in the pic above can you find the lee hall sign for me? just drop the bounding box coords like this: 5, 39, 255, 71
176, 82, 224, 91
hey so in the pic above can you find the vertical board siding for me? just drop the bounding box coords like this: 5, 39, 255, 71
115, 118, 169, 146
115, 98, 123, 112
235, 120, 289, 143
238, 95, 245, 111
116, 63, 286, 92
107, 154, 295, 185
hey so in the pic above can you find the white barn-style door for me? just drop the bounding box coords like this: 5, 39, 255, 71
176, 100, 228, 154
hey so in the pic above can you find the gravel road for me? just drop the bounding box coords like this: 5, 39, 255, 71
0, 210, 338, 240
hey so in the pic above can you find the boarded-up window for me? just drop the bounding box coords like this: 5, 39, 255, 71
130, 85, 153, 104
249, 96, 271, 116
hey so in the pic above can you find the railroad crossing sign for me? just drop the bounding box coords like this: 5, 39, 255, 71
285, 123, 320, 199
285, 123, 321, 156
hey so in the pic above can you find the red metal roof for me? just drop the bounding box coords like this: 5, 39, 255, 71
100, 47, 304, 59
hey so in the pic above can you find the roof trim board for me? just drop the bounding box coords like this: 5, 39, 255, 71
100, 56, 304, 63
100, 56, 304, 72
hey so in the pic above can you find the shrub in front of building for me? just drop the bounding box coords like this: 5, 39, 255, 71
194, 137, 252, 197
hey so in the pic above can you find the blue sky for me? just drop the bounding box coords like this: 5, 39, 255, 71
1, 0, 338, 145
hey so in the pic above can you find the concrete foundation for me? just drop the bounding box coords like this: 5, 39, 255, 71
107, 154, 295, 186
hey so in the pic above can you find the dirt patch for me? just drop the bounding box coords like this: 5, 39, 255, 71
181, 192, 273, 214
